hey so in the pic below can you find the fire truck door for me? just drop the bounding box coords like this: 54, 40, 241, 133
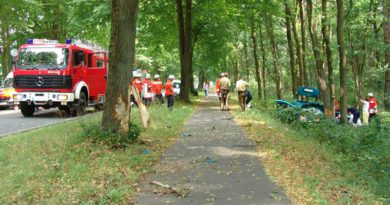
87, 52, 107, 100
72, 50, 87, 87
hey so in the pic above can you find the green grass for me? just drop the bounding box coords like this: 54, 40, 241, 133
0, 103, 193, 204
232, 104, 389, 205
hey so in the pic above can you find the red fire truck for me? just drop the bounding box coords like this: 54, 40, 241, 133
12, 38, 107, 117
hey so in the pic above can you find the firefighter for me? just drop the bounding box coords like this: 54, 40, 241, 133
142, 74, 153, 106
152, 74, 164, 104
367, 92, 378, 121
131, 73, 142, 107
165, 75, 175, 111
216, 73, 223, 103
132, 73, 142, 95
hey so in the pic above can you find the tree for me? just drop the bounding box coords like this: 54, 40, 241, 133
285, 2, 298, 98
102, 0, 139, 134
336, 0, 348, 123
384, 0, 390, 110
250, 15, 263, 99
176, 0, 192, 103
321, 0, 335, 118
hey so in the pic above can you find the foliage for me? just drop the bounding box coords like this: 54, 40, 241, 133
233, 103, 389, 203
276, 107, 390, 201
80, 121, 141, 149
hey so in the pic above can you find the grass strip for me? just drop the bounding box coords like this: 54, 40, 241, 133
0, 103, 193, 204
232, 106, 387, 205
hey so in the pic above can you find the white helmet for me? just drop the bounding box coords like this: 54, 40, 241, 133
168, 74, 175, 79
220, 73, 224, 77
145, 73, 151, 79
154, 74, 160, 79
368, 92, 374, 97
134, 73, 141, 78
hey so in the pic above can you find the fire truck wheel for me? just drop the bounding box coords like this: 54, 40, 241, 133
20, 103, 35, 117
73, 92, 87, 116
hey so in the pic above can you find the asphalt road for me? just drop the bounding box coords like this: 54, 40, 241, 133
0, 108, 71, 138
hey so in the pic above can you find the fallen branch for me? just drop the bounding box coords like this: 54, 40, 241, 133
150, 181, 190, 197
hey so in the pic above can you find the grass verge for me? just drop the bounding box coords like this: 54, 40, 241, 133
232, 105, 388, 205
0, 103, 193, 204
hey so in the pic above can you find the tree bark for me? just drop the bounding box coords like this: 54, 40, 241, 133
177, 0, 192, 102
321, 0, 335, 117
243, 34, 250, 82
384, 0, 390, 110
250, 16, 263, 99
336, 0, 348, 123
290, 6, 305, 89
298, 0, 308, 85
285, 3, 297, 98
266, 18, 282, 99
307, 0, 330, 116
1, 15, 10, 80
259, 25, 267, 100
102, 0, 139, 134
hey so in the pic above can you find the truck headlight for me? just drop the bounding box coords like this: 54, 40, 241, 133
13, 94, 23, 101
57, 94, 68, 101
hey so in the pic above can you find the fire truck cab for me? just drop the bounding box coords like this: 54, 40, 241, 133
13, 39, 107, 117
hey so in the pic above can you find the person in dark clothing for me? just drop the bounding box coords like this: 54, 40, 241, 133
347, 107, 360, 125
246, 90, 252, 108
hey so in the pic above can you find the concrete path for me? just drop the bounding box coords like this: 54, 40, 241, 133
135, 96, 291, 205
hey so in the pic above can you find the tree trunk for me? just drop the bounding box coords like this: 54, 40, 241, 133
259, 25, 267, 100
266, 19, 282, 99
291, 6, 305, 90
307, 0, 330, 116
298, 0, 308, 85
177, 0, 192, 102
250, 16, 263, 99
102, 0, 139, 134
336, 0, 348, 123
1, 15, 10, 79
243, 34, 250, 81
384, 0, 390, 110
321, 0, 335, 117
285, 3, 297, 98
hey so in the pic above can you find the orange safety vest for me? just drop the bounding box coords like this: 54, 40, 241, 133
165, 80, 174, 96
152, 80, 163, 95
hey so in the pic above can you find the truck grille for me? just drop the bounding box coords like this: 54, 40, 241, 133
14, 75, 72, 89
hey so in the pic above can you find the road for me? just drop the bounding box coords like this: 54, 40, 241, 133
0, 108, 72, 138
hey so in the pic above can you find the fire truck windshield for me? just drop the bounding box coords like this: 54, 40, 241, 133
17, 47, 69, 70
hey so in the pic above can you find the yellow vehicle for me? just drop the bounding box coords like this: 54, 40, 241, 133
0, 72, 15, 109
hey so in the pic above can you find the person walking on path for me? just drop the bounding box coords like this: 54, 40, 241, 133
165, 75, 175, 111
236, 76, 249, 112
367, 92, 378, 121
361, 98, 370, 125
152, 74, 164, 104
219, 72, 231, 111
203, 81, 209, 97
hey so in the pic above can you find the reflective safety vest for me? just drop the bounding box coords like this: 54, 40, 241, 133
165, 80, 174, 96
132, 78, 142, 94
152, 80, 163, 95
142, 79, 153, 98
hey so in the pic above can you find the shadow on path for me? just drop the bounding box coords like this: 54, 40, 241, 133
134, 96, 291, 205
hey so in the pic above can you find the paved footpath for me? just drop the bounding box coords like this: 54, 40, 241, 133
135, 96, 291, 205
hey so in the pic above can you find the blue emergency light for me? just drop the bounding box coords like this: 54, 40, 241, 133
65, 38, 72, 44
27, 38, 33, 44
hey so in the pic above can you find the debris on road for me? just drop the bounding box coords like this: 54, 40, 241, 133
150, 181, 190, 197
